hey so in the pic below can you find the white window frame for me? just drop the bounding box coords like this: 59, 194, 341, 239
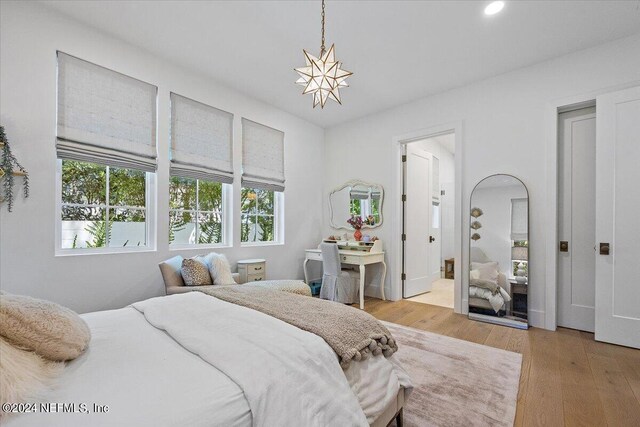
55, 159, 157, 256
169, 181, 232, 250
241, 189, 284, 247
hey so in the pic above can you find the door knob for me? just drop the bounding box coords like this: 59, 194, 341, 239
559, 241, 569, 252
599, 243, 610, 255
429, 236, 435, 243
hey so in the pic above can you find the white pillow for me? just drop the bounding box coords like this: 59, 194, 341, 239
470, 269, 480, 280
470, 261, 499, 283
206, 253, 236, 286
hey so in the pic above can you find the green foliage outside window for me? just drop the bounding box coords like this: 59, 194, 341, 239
169, 177, 223, 245
241, 187, 275, 243
61, 160, 146, 249
349, 198, 380, 223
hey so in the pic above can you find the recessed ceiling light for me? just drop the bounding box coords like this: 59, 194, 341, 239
484, 1, 505, 16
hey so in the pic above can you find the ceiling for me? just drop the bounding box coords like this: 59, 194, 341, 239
431, 134, 456, 155
40, 1, 640, 128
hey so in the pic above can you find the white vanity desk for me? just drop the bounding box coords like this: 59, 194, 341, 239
303, 241, 386, 310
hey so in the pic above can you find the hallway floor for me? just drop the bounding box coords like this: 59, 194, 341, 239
407, 278, 454, 308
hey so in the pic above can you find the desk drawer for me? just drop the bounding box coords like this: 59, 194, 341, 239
247, 273, 265, 282
340, 254, 361, 264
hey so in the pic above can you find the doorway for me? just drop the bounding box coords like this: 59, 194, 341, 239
402, 132, 456, 309
557, 105, 596, 332
554, 85, 640, 349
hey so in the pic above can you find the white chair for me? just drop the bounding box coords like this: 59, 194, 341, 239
319, 243, 358, 304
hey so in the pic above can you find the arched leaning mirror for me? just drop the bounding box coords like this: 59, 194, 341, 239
468, 174, 529, 329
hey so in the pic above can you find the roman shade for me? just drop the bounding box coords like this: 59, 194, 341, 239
56, 52, 157, 172
241, 118, 285, 192
510, 198, 528, 241
170, 93, 234, 183
349, 189, 369, 200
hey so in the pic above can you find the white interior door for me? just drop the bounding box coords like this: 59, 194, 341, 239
428, 156, 442, 284
558, 107, 596, 332
404, 145, 432, 298
595, 85, 640, 349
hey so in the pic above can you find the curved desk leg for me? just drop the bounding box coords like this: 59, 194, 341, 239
303, 258, 310, 284
380, 260, 387, 301
359, 264, 366, 310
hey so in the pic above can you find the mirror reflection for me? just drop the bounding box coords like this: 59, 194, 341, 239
329, 181, 384, 229
468, 174, 529, 329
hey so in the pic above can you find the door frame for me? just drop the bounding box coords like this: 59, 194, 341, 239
544, 80, 640, 331
392, 121, 464, 313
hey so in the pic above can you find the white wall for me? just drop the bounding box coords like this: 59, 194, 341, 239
413, 136, 456, 265
0, 1, 324, 313
323, 32, 640, 328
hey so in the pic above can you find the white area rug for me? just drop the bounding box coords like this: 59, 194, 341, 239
385, 322, 521, 427
407, 279, 454, 308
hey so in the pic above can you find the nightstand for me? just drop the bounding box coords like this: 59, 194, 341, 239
237, 259, 266, 284
509, 280, 528, 319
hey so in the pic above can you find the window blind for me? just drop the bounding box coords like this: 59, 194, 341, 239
170, 93, 234, 183
241, 118, 285, 192
511, 198, 528, 241
350, 188, 369, 200
56, 52, 157, 172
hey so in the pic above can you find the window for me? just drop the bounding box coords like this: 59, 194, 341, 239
511, 240, 529, 277
241, 118, 285, 244
56, 53, 157, 254
241, 187, 282, 244
169, 177, 229, 246
510, 197, 528, 277
59, 160, 151, 250
349, 189, 381, 224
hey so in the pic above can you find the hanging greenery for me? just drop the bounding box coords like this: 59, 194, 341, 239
0, 126, 29, 212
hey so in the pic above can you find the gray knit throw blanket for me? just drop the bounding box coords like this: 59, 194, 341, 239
200, 285, 398, 368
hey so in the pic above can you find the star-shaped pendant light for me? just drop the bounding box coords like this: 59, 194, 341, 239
295, 0, 352, 108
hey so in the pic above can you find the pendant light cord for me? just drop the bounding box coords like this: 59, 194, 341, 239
320, 0, 326, 55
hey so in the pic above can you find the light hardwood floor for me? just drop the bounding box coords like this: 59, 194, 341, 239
363, 298, 640, 427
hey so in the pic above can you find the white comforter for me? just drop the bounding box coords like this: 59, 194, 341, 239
133, 292, 368, 427
7, 292, 410, 427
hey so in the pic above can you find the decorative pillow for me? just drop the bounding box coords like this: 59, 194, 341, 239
0, 293, 91, 362
181, 257, 213, 286
470, 261, 499, 283
470, 278, 499, 293
0, 337, 64, 412
206, 253, 236, 286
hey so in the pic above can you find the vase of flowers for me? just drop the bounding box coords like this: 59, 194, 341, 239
347, 215, 364, 241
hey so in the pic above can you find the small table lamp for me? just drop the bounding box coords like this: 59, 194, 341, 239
511, 246, 528, 284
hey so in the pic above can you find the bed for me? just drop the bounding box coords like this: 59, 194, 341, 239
468, 248, 512, 314
5, 292, 411, 427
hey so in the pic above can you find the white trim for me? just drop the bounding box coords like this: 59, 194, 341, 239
239, 189, 284, 246
240, 241, 285, 248
543, 79, 640, 331
56, 247, 157, 257
392, 121, 464, 312
169, 243, 232, 252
